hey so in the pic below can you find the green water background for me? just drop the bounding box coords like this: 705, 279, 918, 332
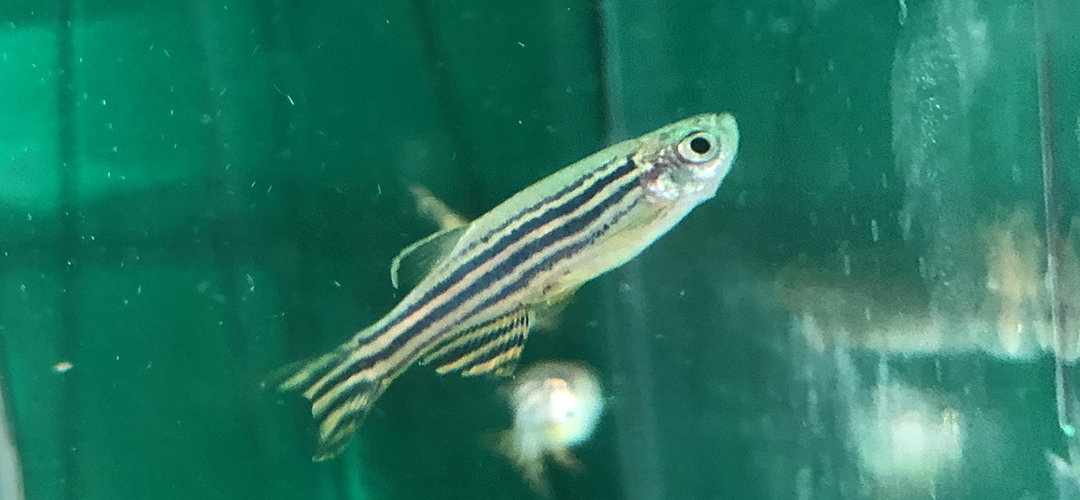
1, 0, 1078, 499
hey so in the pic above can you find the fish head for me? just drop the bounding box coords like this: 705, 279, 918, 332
636, 113, 739, 204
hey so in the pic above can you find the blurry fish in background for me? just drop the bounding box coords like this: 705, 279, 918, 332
778, 206, 1080, 361
979, 208, 1053, 357
778, 243, 937, 355
778, 0, 1071, 363
492, 360, 604, 497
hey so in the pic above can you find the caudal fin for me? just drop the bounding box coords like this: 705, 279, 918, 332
264, 344, 390, 461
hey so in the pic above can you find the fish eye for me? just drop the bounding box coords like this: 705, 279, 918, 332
676, 131, 720, 164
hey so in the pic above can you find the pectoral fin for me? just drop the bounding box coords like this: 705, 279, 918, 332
420, 307, 532, 377
390, 225, 469, 291
532, 284, 582, 331
408, 184, 469, 230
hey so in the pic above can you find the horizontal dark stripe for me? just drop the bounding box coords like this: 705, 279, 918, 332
352, 157, 629, 349
397, 160, 640, 349
467, 194, 644, 318
396, 157, 636, 332
310, 159, 639, 403
312, 189, 639, 421
461, 158, 616, 254
415, 184, 644, 376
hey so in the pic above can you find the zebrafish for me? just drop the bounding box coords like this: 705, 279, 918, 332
267, 113, 740, 460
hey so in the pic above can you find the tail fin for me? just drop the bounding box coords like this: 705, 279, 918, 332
264, 345, 390, 461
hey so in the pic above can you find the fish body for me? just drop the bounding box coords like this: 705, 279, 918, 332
270, 113, 740, 460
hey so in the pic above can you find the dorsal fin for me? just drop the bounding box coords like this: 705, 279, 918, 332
390, 225, 469, 291
420, 307, 532, 377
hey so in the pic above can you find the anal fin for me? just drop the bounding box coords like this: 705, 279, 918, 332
420, 307, 532, 377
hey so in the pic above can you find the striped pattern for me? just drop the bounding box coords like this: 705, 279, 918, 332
421, 306, 530, 376
269, 112, 739, 461
277, 154, 645, 460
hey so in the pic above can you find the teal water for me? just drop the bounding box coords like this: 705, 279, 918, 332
1, 0, 1079, 499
